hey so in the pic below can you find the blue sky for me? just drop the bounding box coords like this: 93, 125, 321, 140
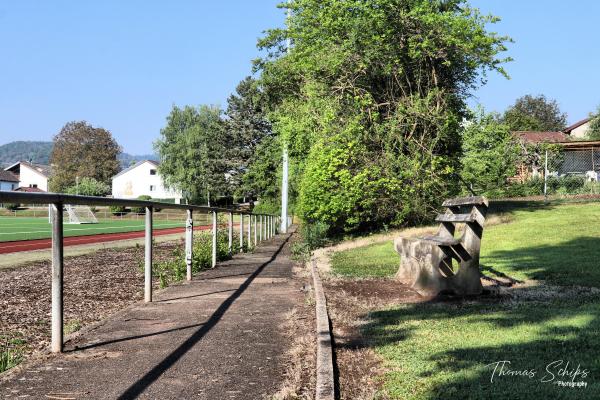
0, 1, 598, 154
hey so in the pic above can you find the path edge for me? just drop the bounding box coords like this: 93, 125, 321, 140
310, 257, 335, 400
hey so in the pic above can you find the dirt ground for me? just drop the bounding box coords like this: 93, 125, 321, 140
0, 240, 184, 360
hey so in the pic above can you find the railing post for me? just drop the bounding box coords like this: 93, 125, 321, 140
51, 202, 64, 353
240, 213, 244, 252
228, 211, 233, 253
144, 206, 153, 303
253, 214, 258, 246
247, 214, 251, 249
258, 215, 262, 242
185, 209, 193, 281
212, 211, 217, 268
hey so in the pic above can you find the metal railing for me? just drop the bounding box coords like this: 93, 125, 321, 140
0, 191, 290, 353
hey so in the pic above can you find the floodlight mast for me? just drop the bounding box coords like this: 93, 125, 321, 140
280, 1, 291, 233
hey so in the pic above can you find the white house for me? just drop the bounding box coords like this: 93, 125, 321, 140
4, 161, 51, 191
111, 160, 182, 203
0, 170, 19, 191
563, 117, 592, 139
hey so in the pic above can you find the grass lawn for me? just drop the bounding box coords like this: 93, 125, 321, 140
330, 201, 600, 399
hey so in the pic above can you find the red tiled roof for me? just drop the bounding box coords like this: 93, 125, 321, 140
563, 118, 591, 133
514, 131, 570, 144
13, 186, 45, 192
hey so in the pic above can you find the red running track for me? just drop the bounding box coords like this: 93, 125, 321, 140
0, 225, 211, 255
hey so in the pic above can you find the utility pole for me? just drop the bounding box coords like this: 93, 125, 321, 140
280, 1, 291, 233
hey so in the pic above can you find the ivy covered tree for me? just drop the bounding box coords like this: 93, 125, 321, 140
460, 109, 519, 196
154, 105, 229, 205
49, 121, 121, 192
502, 94, 567, 132
254, 0, 511, 233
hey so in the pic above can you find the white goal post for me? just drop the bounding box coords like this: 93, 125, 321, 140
65, 204, 98, 224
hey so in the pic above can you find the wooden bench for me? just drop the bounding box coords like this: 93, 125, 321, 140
394, 196, 489, 296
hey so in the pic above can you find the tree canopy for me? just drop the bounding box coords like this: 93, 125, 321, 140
585, 105, 600, 140
154, 105, 230, 205
502, 94, 567, 132
253, 0, 511, 233
49, 121, 121, 192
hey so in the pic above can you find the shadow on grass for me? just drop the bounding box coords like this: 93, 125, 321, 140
483, 237, 600, 287
363, 292, 600, 399
356, 238, 600, 399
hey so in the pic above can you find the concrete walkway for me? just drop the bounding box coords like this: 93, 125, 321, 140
1, 228, 301, 399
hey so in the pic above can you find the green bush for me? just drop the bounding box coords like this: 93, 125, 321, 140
2, 203, 19, 211
132, 195, 152, 214
153, 229, 242, 288
65, 177, 110, 197
109, 205, 128, 216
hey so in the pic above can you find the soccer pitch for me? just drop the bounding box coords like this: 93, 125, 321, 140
0, 216, 189, 242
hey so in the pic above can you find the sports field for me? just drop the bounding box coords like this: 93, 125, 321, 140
0, 216, 193, 242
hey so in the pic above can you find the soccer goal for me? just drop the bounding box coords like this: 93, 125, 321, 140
65, 205, 98, 224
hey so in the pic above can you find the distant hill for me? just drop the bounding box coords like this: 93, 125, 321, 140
0, 141, 158, 170
0, 141, 53, 167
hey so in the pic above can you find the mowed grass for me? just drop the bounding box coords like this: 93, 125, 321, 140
330, 202, 600, 399
0, 217, 188, 242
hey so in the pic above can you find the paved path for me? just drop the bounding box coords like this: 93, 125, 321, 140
1, 228, 302, 399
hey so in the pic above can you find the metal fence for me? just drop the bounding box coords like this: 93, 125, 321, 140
0, 191, 290, 353
543, 148, 600, 198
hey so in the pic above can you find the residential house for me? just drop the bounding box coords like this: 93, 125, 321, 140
0, 170, 19, 191
512, 117, 600, 181
111, 160, 182, 203
4, 161, 51, 191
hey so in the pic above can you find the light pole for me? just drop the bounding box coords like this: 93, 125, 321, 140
280, 1, 291, 233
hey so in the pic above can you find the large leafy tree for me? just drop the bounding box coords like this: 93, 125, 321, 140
154, 105, 229, 205
255, 0, 511, 233
49, 121, 121, 192
502, 94, 567, 132
460, 108, 519, 196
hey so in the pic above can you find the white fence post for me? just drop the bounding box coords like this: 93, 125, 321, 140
253, 215, 258, 246
51, 202, 64, 353
240, 213, 244, 251
247, 214, 252, 249
228, 211, 233, 253
259, 215, 263, 242
185, 209, 193, 281
212, 211, 218, 268
144, 206, 153, 303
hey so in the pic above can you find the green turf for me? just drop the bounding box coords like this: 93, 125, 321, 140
329, 202, 600, 399
0, 217, 187, 242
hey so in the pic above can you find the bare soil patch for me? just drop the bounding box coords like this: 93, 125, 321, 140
0, 240, 184, 361
322, 277, 426, 400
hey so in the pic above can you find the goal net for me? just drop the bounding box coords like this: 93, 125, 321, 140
65, 205, 98, 224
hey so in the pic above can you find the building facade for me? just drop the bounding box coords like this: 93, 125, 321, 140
111, 160, 182, 202
4, 161, 51, 191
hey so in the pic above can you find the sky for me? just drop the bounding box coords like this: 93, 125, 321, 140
0, 1, 599, 154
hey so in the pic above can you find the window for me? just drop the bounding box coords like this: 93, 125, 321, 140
149, 185, 156, 192
29, 184, 38, 188
150, 169, 157, 175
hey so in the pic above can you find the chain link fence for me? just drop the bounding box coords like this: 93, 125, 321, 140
544, 147, 600, 197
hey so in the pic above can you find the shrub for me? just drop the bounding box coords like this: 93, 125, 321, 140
2, 203, 19, 211
65, 177, 110, 197
132, 195, 152, 214
109, 205, 128, 216
153, 229, 242, 288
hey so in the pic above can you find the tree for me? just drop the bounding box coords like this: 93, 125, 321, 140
585, 105, 600, 140
502, 94, 567, 132
49, 121, 121, 192
65, 177, 110, 196
154, 105, 229, 205
256, 0, 511, 233
224, 77, 273, 199
460, 108, 519, 196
